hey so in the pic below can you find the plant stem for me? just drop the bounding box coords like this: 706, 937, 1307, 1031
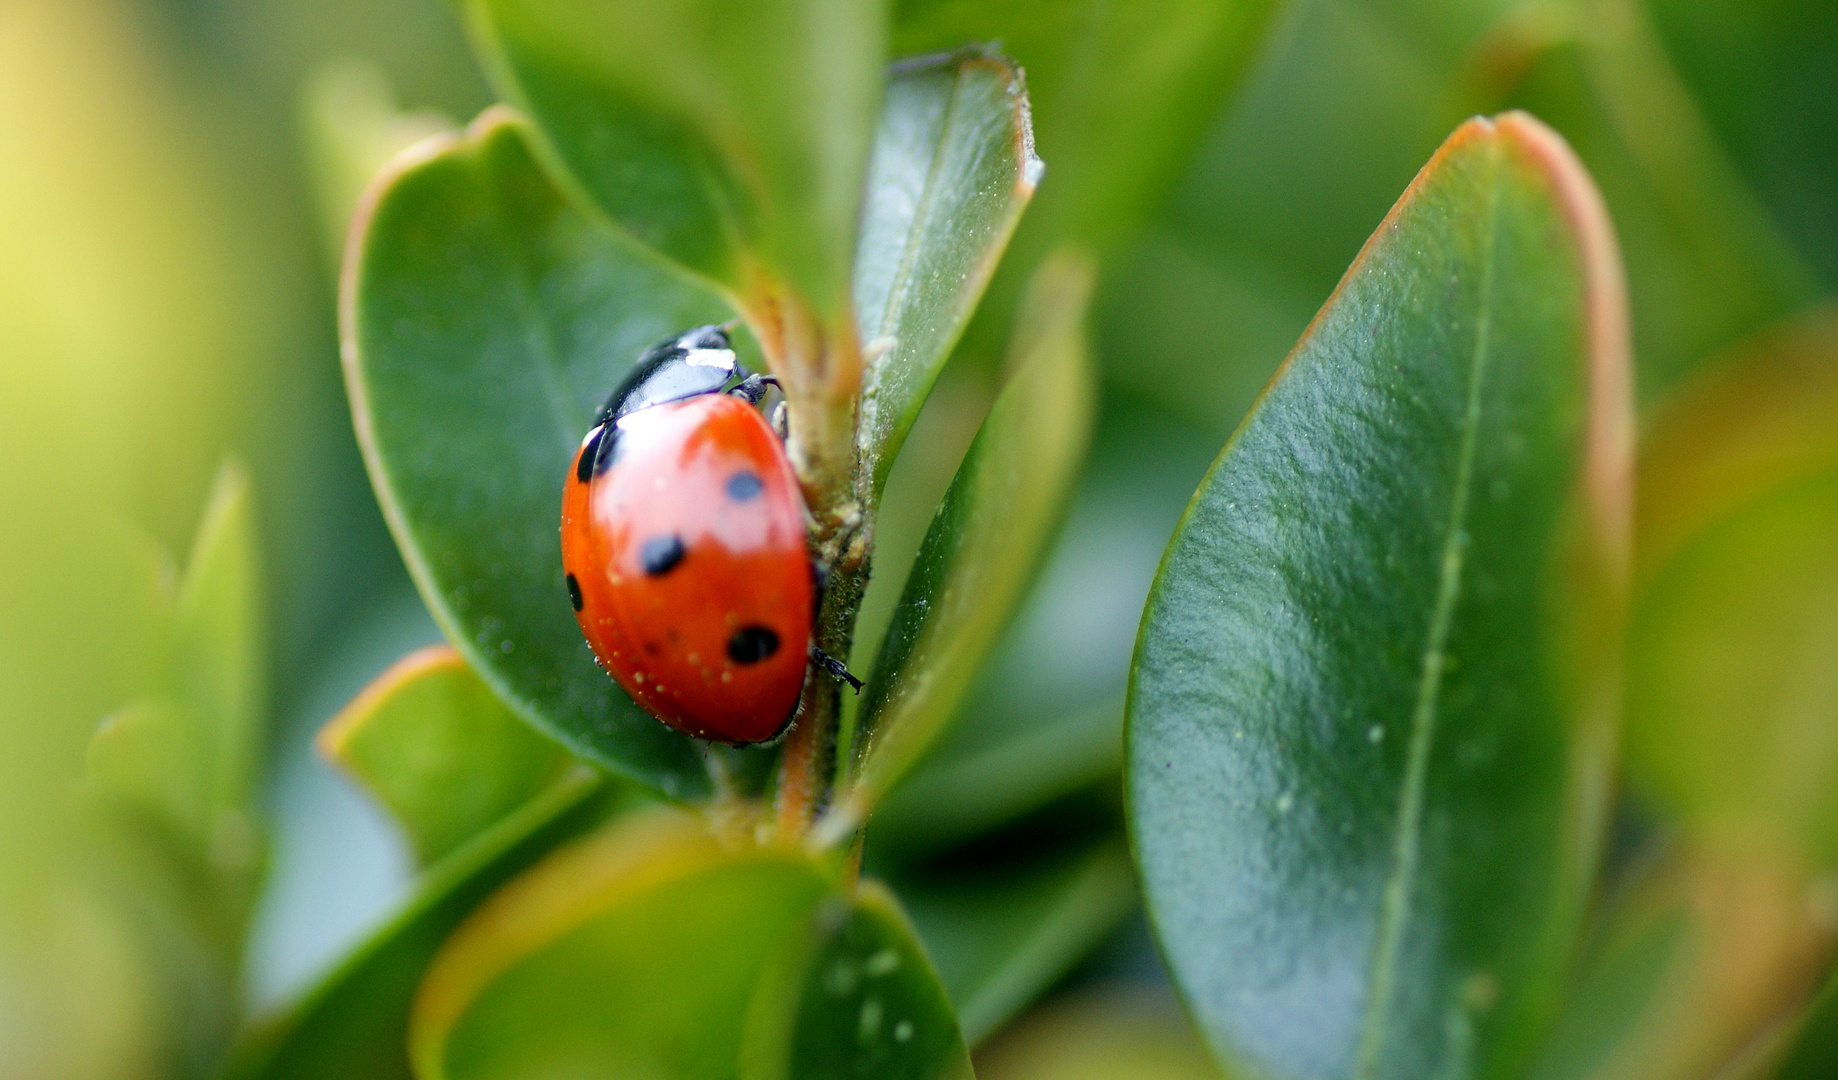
746, 281, 873, 841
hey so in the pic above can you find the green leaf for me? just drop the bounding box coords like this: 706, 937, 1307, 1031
891, 831, 1135, 1045
1127, 113, 1633, 1080
1524, 841, 1832, 1080
1625, 307, 1838, 862
343, 108, 730, 799
88, 459, 266, 882
318, 645, 576, 866
409, 810, 969, 1080
1645, 0, 1838, 290
461, 0, 883, 319
1496, 14, 1819, 402
1776, 961, 1838, 1080
868, 397, 1220, 862
739, 882, 973, 1080
833, 251, 1096, 833
869, 696, 1120, 862
854, 47, 1039, 495
220, 768, 610, 1080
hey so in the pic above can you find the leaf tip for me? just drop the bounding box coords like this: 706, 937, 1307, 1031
1495, 109, 1634, 583
315, 644, 465, 768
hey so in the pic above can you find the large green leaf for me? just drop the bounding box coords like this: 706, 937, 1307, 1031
830, 252, 1096, 835
220, 769, 611, 1080
1625, 306, 1838, 862
855, 46, 1039, 495
462, 0, 882, 319
1127, 113, 1633, 1080
409, 809, 969, 1080
318, 645, 575, 866
343, 108, 728, 798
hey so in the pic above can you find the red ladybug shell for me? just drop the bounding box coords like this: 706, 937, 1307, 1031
561, 393, 812, 744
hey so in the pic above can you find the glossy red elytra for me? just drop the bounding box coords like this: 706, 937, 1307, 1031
561, 326, 815, 744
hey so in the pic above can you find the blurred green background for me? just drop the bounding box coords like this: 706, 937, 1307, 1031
2, 0, 1832, 1076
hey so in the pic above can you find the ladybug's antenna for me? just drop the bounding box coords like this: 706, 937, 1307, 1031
809, 645, 863, 693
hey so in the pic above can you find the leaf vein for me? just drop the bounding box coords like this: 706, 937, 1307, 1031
1353, 152, 1504, 1080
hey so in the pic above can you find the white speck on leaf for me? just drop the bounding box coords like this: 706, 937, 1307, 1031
858, 998, 883, 1042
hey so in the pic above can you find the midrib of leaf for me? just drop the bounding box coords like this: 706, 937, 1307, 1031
1352, 155, 1503, 1080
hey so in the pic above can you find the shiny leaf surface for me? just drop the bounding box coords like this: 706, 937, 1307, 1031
1127, 113, 1633, 1080
343, 109, 728, 798
854, 46, 1038, 494
317, 645, 575, 865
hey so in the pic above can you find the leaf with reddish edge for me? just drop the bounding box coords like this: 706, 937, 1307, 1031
1127, 112, 1632, 1080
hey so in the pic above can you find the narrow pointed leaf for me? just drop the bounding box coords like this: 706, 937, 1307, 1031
220, 769, 610, 1080
462, 0, 882, 318
1526, 841, 1831, 1080
87, 459, 265, 879
892, 831, 1136, 1044
318, 645, 575, 866
173, 459, 266, 833
1127, 113, 1633, 1080
837, 252, 1096, 829
854, 47, 1039, 493
343, 109, 728, 798
1777, 962, 1838, 1080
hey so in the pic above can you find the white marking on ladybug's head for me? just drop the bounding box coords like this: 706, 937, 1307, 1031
580, 424, 604, 448
683, 346, 736, 370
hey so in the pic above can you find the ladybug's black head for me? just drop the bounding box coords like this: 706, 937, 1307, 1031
596, 324, 740, 425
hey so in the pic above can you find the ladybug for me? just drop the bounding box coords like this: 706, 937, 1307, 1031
561, 325, 854, 745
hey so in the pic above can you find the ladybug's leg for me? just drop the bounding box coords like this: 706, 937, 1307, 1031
728, 372, 781, 405
809, 644, 864, 693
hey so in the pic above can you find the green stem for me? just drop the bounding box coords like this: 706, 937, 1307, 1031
747, 283, 873, 840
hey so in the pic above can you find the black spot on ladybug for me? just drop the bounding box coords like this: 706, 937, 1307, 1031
727, 625, 779, 664
565, 573, 584, 611
725, 470, 763, 501
640, 534, 686, 576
